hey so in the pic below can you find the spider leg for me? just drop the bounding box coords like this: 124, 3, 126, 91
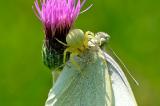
70, 51, 81, 72
63, 48, 70, 64
55, 38, 67, 46
83, 32, 89, 49
53, 64, 65, 71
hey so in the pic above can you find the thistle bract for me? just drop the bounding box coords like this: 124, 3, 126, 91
33, 0, 87, 69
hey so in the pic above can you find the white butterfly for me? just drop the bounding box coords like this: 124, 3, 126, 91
94, 32, 138, 106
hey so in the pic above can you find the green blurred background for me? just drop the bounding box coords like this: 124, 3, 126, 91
0, 0, 159, 106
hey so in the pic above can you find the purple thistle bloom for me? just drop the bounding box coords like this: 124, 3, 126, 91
33, 0, 86, 43
33, 0, 89, 69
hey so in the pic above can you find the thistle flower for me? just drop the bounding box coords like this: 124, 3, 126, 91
33, 0, 88, 69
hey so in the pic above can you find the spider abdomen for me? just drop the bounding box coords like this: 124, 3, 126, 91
66, 29, 85, 48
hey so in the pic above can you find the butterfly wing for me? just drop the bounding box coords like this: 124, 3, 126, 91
103, 52, 138, 106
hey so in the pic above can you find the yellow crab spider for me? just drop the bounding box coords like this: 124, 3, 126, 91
55, 29, 107, 70
62, 29, 89, 70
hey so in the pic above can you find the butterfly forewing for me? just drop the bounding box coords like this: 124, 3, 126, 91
103, 52, 138, 106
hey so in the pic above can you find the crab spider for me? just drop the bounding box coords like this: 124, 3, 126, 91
56, 29, 110, 71
55, 29, 89, 70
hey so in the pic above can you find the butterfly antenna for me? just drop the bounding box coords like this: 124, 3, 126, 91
108, 46, 139, 86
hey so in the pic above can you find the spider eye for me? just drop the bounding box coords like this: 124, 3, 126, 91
66, 29, 85, 48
